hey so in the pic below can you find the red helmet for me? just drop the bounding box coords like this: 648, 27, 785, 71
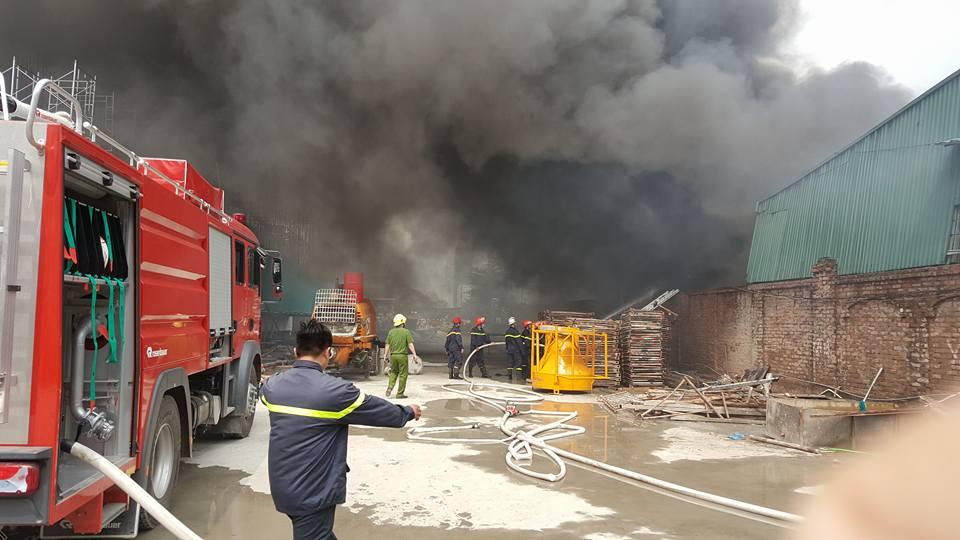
452, 316, 462, 324
474, 316, 486, 325
523, 320, 532, 327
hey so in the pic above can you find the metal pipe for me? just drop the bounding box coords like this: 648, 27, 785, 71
861, 367, 884, 404
0, 72, 9, 121
26, 79, 84, 153
71, 316, 114, 440
60, 440, 202, 540
71, 317, 95, 425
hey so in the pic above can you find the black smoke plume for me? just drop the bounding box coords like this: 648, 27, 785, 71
2, 0, 910, 312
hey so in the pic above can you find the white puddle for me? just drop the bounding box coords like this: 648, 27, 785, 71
653, 426, 804, 463
344, 433, 615, 530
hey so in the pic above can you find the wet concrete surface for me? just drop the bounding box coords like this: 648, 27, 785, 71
143, 361, 845, 539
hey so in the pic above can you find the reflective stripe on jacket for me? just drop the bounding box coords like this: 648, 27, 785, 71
520, 327, 532, 354
261, 360, 415, 515
504, 325, 523, 353
470, 325, 490, 351
444, 325, 463, 353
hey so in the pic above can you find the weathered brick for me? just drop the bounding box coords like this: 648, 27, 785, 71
677, 260, 960, 398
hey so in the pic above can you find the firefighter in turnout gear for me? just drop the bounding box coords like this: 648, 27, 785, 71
445, 316, 465, 379
261, 320, 422, 539
469, 316, 491, 378
504, 317, 523, 382
520, 320, 533, 380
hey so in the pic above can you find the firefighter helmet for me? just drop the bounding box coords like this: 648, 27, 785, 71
452, 316, 462, 325
474, 316, 486, 326
523, 320, 532, 327
393, 313, 407, 326
508, 316, 516, 325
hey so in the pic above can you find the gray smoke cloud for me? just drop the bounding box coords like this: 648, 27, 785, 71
2, 0, 910, 311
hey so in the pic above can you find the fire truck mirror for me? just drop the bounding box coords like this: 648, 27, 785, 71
272, 258, 283, 288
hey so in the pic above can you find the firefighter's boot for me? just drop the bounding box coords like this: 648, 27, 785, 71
453, 367, 462, 380
448, 367, 455, 379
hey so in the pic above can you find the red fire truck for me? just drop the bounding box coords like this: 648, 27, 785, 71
0, 80, 282, 536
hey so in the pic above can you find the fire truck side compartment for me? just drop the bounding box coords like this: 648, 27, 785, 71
57, 148, 138, 502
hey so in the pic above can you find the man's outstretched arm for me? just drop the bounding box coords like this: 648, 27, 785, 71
339, 386, 421, 427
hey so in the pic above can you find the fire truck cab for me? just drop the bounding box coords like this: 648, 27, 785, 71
0, 80, 281, 536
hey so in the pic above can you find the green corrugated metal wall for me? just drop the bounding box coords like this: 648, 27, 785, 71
746, 69, 960, 283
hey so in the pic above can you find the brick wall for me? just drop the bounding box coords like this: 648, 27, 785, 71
677, 259, 960, 398
675, 289, 754, 375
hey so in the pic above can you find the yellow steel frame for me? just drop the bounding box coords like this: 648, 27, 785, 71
531, 324, 608, 393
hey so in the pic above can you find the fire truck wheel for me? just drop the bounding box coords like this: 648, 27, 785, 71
139, 395, 182, 531
218, 362, 258, 439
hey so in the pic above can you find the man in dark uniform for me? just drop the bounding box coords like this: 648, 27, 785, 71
504, 317, 523, 382
261, 320, 422, 539
468, 316, 491, 378
445, 316, 464, 380
520, 320, 533, 380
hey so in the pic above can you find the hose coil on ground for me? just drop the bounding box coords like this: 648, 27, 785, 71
407, 343, 804, 526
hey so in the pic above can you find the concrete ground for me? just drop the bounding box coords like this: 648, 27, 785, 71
143, 355, 844, 539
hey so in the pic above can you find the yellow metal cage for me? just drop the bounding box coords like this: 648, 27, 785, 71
531, 324, 608, 393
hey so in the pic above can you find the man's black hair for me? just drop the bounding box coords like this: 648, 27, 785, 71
297, 320, 333, 357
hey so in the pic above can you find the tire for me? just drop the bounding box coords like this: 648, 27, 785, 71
218, 360, 259, 439
368, 344, 381, 376
139, 395, 182, 531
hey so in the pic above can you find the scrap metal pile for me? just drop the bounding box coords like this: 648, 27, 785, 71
600, 368, 776, 424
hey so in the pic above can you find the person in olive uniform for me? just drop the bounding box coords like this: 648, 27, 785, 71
384, 313, 418, 398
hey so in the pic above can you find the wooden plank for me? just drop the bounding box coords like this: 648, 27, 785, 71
684, 375, 724, 418
667, 415, 765, 425
748, 435, 821, 454
639, 379, 686, 418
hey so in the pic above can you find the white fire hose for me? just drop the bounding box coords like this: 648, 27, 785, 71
407, 343, 804, 526
61, 441, 203, 540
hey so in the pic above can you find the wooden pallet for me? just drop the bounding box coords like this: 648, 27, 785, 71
618, 308, 674, 387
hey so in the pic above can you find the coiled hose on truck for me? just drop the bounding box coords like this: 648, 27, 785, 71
407, 342, 804, 527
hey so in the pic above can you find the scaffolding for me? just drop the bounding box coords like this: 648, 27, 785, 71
531, 324, 609, 394
1, 57, 114, 132
312, 288, 359, 336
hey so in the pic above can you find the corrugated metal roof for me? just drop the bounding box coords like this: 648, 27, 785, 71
747, 67, 960, 283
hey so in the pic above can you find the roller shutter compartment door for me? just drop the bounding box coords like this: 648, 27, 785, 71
208, 227, 232, 333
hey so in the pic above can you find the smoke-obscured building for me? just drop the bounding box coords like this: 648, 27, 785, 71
677, 68, 960, 399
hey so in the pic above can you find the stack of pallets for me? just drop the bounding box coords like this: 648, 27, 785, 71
618, 308, 672, 387
537, 310, 595, 323
538, 310, 621, 388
